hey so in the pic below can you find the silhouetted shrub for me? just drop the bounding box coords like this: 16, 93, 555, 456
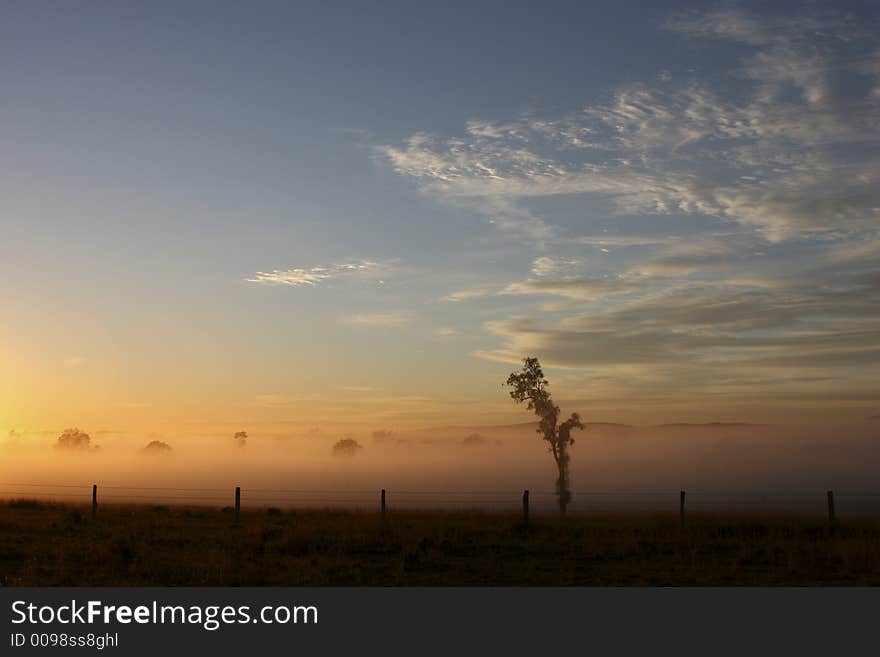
332, 438, 363, 457
54, 428, 96, 451
139, 440, 172, 455
461, 433, 487, 446
372, 429, 394, 443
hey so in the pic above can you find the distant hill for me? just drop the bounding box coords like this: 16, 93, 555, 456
413, 420, 639, 434
652, 422, 758, 428
410, 415, 768, 435
413, 421, 538, 434
414, 420, 758, 434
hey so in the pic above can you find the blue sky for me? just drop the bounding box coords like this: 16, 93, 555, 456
2, 1, 879, 432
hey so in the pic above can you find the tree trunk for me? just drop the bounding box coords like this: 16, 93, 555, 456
554, 446, 571, 515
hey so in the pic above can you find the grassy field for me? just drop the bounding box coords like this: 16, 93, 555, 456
2, 499, 880, 585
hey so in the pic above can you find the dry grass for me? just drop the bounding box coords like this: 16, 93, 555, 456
2, 499, 880, 585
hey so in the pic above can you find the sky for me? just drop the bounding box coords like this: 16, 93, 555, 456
2, 0, 880, 444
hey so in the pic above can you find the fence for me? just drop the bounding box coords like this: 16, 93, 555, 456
3, 481, 880, 522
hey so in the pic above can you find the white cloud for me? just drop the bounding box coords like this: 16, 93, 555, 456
381, 9, 880, 242
476, 274, 880, 389
827, 237, 880, 263
373, 7, 880, 409
442, 288, 494, 302
501, 277, 645, 301
253, 393, 328, 408
725, 276, 790, 288
531, 256, 584, 277
575, 235, 678, 248
247, 260, 389, 287
347, 312, 411, 327
629, 239, 736, 276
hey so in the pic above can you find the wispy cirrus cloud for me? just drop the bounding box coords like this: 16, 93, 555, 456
574, 235, 679, 248
347, 312, 411, 327
628, 239, 738, 276
501, 277, 645, 301
247, 260, 390, 287
442, 288, 494, 302
361, 6, 880, 415
253, 393, 330, 408
827, 237, 880, 263
530, 256, 584, 277
381, 8, 880, 243
476, 272, 880, 398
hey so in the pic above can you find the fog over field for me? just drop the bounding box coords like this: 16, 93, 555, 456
3, 421, 879, 514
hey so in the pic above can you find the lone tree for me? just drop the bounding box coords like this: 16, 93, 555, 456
54, 428, 96, 451
332, 438, 363, 457
505, 357, 584, 514
139, 440, 172, 455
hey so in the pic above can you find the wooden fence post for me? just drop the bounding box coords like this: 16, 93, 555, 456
234, 486, 241, 524
92, 484, 97, 519
827, 490, 835, 526
380, 488, 386, 521
522, 489, 530, 524
679, 490, 686, 529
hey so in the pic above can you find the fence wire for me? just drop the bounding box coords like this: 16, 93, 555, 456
2, 481, 880, 516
